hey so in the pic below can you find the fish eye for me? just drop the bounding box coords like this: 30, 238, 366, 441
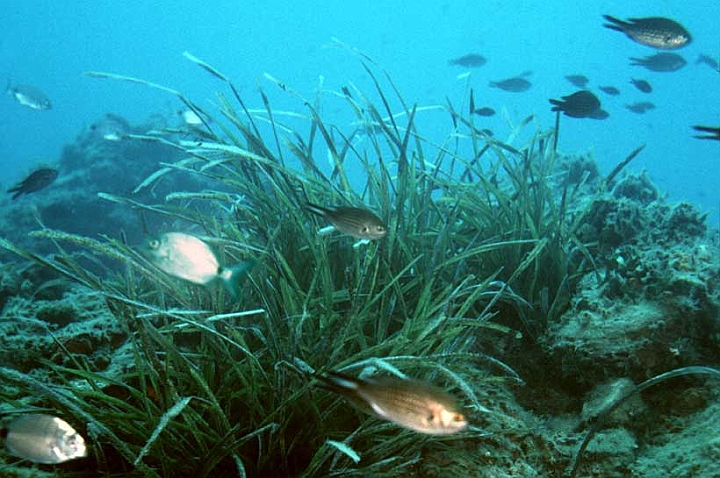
361, 226, 370, 233
148, 239, 160, 249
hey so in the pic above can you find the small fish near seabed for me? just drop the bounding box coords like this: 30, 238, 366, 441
305, 203, 387, 240
549, 90, 608, 119
630, 53, 687, 72
6, 82, 52, 110
489, 71, 533, 92
564, 74, 589, 88
625, 101, 656, 114
90, 113, 131, 141
598, 85, 620, 96
144, 232, 256, 296
2, 414, 87, 464
602, 15, 691, 50
7, 167, 58, 200
692, 125, 720, 141
314, 371, 468, 435
630, 78, 652, 93
448, 53, 487, 68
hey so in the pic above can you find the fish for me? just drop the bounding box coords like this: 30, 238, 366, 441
448, 54, 486, 68
7, 167, 58, 200
630, 53, 687, 72
90, 113, 130, 141
625, 102, 656, 114
696, 54, 720, 72
489, 73, 532, 92
630, 79, 652, 93
602, 15, 691, 50
2, 414, 87, 464
6, 83, 52, 110
549, 90, 607, 119
692, 125, 720, 141
473, 107, 496, 117
565, 75, 589, 88
315, 371, 468, 435
305, 203, 387, 240
598, 85, 620, 95
144, 232, 256, 296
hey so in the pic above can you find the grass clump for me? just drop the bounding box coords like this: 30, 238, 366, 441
0, 47, 592, 477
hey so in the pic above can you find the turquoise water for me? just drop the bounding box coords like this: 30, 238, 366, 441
1, 1, 718, 216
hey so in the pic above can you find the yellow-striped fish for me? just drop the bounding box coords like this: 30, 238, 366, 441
315, 371, 468, 435
305, 203, 387, 240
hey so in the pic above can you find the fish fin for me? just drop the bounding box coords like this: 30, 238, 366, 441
602, 14, 628, 31
315, 371, 361, 392
548, 99, 563, 111
221, 259, 257, 298
304, 202, 329, 217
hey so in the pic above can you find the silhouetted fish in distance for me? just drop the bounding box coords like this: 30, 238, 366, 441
630, 53, 686, 72
602, 15, 691, 50
630, 79, 652, 93
598, 85, 620, 96
489, 71, 532, 92
696, 54, 720, 72
473, 107, 496, 117
7, 168, 58, 200
549, 90, 607, 119
692, 125, 720, 141
448, 54, 487, 68
565, 75, 589, 88
625, 102, 656, 114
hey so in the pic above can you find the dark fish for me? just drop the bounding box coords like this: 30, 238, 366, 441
489, 72, 532, 92
630, 53, 686, 72
7, 167, 58, 200
602, 15, 691, 50
692, 125, 720, 141
315, 371, 468, 435
598, 85, 620, 95
305, 203, 387, 240
625, 102, 656, 114
448, 54, 487, 68
630, 78, 652, 93
6, 83, 52, 110
473, 107, 496, 117
3, 414, 87, 464
696, 54, 720, 72
549, 90, 605, 119
565, 75, 589, 88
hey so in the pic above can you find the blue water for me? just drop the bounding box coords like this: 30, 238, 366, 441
1, 1, 718, 219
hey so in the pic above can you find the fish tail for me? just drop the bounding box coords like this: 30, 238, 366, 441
602, 14, 628, 31
548, 99, 562, 111
304, 202, 329, 217
314, 371, 361, 392
221, 259, 257, 297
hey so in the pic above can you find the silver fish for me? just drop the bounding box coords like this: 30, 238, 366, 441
3, 414, 87, 464
7, 83, 52, 110
602, 15, 691, 50
145, 232, 255, 295
306, 203, 387, 240
316, 371, 468, 435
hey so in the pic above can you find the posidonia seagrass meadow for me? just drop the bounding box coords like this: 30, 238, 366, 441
0, 43, 607, 477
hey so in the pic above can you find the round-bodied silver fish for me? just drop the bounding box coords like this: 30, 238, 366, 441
316, 371, 468, 435
7, 83, 52, 110
3, 414, 87, 464
145, 232, 255, 296
602, 15, 691, 50
305, 203, 387, 240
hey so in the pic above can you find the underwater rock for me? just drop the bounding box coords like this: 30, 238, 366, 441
612, 171, 659, 205
0, 286, 126, 372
